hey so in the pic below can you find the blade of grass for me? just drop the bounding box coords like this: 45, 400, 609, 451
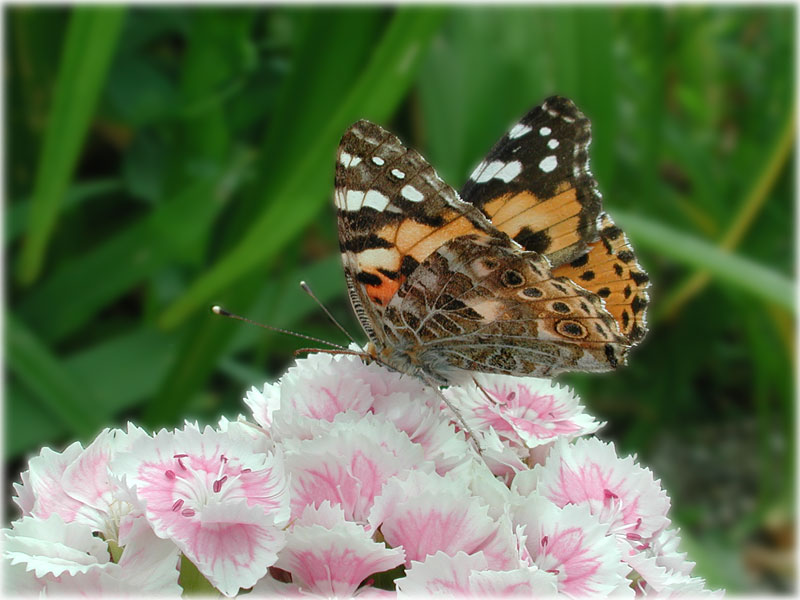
159, 8, 447, 329
17, 6, 126, 285
6, 386, 65, 457
613, 211, 794, 312
659, 109, 796, 319
7, 316, 103, 440
7, 179, 122, 242
18, 176, 219, 343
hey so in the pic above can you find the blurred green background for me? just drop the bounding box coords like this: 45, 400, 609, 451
6, 5, 794, 593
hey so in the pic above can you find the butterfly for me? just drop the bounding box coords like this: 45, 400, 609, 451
334, 96, 649, 387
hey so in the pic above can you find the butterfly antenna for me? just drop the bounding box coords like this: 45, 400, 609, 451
211, 305, 350, 351
299, 280, 359, 346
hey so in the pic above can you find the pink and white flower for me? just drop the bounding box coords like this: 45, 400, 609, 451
369, 469, 519, 570
270, 502, 405, 596
623, 528, 724, 597
111, 422, 289, 597
284, 412, 429, 522
529, 437, 671, 542
2, 513, 181, 596
264, 352, 472, 474
396, 550, 558, 596
446, 374, 602, 455
512, 493, 632, 596
12, 425, 149, 542
4, 350, 722, 597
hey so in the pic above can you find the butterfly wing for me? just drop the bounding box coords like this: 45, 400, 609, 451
382, 234, 629, 382
460, 96, 649, 346
551, 213, 649, 342
460, 96, 602, 267
335, 119, 499, 346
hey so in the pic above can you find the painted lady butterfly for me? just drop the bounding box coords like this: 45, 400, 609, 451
334, 96, 649, 386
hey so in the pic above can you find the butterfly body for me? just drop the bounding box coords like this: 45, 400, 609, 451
335, 97, 649, 385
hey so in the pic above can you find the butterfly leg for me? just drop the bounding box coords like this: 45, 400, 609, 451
293, 348, 373, 360
472, 376, 499, 406
420, 374, 485, 456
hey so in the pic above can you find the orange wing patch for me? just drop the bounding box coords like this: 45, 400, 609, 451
552, 213, 649, 342
482, 184, 586, 265
355, 211, 492, 307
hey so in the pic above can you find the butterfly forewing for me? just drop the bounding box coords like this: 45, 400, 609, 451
335, 119, 498, 346
460, 96, 602, 268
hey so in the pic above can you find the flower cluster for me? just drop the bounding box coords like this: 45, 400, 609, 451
4, 352, 722, 597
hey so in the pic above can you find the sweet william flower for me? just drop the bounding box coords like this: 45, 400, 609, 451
526, 437, 671, 544
396, 550, 558, 596
5, 350, 722, 597
368, 469, 520, 570
111, 422, 289, 597
262, 351, 472, 474
2, 512, 181, 596
269, 501, 405, 596
283, 412, 429, 523
511, 493, 632, 597
11, 424, 149, 541
446, 374, 603, 457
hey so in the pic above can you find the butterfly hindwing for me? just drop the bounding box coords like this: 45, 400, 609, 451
551, 213, 650, 343
381, 235, 628, 380
460, 96, 602, 268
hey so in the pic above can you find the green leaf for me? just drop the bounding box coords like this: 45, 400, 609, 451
19, 176, 220, 343
17, 6, 126, 285
614, 211, 794, 312
7, 179, 122, 242
178, 555, 217, 595
159, 8, 447, 329
7, 316, 103, 440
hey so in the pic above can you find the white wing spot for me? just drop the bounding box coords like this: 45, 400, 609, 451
372, 156, 385, 166
494, 161, 523, 182
339, 151, 361, 167
401, 185, 425, 202
547, 139, 560, 149
539, 156, 558, 173
344, 190, 365, 211
363, 190, 390, 212
469, 160, 487, 181
474, 160, 522, 183
539, 126, 552, 136
391, 168, 405, 179
509, 123, 532, 139
474, 161, 503, 183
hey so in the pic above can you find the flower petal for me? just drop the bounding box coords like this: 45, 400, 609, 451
17, 442, 85, 522
276, 502, 404, 597
532, 437, 671, 539
370, 471, 518, 570
396, 551, 488, 596
285, 413, 427, 522
513, 494, 631, 597
3, 514, 110, 579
